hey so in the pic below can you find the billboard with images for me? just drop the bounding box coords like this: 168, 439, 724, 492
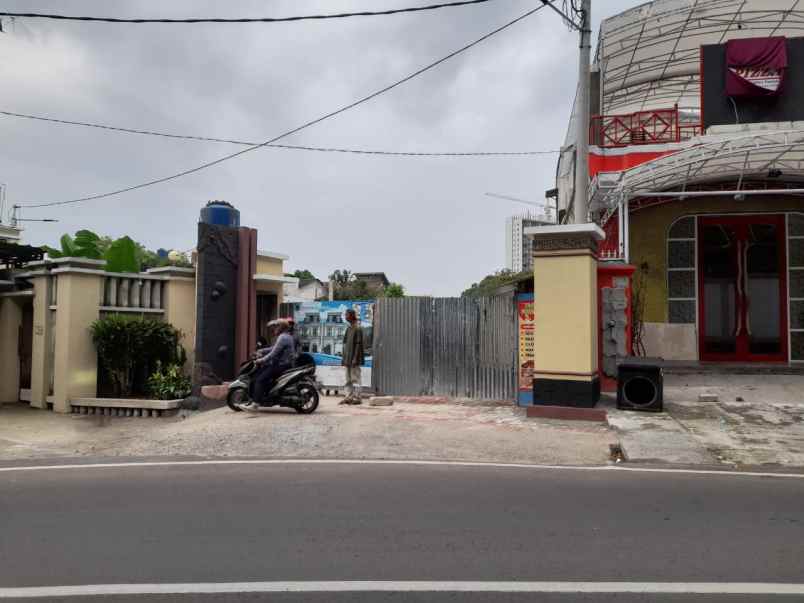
291, 300, 374, 367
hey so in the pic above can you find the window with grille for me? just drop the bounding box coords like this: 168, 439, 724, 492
667, 216, 697, 324
789, 213, 804, 361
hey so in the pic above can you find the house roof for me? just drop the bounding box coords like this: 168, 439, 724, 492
0, 241, 44, 269
298, 278, 324, 288
353, 272, 390, 286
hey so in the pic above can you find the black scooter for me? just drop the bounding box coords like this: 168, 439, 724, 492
226, 353, 319, 414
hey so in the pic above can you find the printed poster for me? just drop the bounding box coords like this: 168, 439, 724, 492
517, 294, 534, 405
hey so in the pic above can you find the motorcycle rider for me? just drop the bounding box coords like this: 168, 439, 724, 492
246, 319, 295, 409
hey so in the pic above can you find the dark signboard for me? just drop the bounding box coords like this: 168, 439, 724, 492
725, 37, 787, 97
702, 36, 804, 129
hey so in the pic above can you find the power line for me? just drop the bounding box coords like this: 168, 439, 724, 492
0, 110, 559, 157
0, 0, 494, 25
20, 5, 546, 209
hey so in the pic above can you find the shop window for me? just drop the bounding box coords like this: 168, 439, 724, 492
789, 213, 804, 237
668, 271, 695, 298
790, 270, 804, 299
791, 332, 804, 362
669, 300, 696, 324
668, 215, 695, 239
789, 238, 804, 268
667, 216, 696, 324
668, 240, 694, 269
791, 300, 804, 330
790, 213, 804, 361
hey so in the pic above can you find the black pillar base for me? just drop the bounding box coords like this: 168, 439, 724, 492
533, 376, 600, 408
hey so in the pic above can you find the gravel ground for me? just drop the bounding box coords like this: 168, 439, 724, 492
0, 396, 614, 465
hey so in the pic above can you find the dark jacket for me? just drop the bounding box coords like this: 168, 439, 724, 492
342, 323, 365, 367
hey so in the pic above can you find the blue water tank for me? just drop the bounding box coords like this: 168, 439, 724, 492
200, 200, 240, 227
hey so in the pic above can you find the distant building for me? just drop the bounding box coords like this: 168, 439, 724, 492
505, 214, 553, 273
283, 277, 327, 302
353, 272, 390, 291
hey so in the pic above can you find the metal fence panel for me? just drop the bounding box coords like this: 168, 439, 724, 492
373, 295, 517, 401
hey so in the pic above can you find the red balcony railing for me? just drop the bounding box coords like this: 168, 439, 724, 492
590, 105, 702, 148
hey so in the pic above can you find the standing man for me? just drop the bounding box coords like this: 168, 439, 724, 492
341, 308, 364, 405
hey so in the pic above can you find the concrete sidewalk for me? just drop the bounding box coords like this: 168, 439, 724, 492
608, 374, 804, 469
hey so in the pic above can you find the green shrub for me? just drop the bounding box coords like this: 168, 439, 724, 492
90, 315, 185, 397
147, 363, 192, 400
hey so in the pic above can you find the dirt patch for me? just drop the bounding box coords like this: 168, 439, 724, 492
0, 399, 615, 466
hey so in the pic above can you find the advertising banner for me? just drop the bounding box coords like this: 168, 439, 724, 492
726, 36, 787, 97
517, 294, 534, 405
290, 300, 373, 368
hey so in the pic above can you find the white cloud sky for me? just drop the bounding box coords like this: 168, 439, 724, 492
1, 0, 643, 295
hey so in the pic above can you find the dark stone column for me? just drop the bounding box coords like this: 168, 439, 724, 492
192, 222, 240, 395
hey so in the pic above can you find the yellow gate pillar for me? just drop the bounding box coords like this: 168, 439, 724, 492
526, 224, 605, 407
25, 263, 54, 409
51, 259, 105, 413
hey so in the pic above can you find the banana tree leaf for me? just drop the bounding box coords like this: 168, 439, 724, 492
73, 229, 102, 259
104, 236, 140, 273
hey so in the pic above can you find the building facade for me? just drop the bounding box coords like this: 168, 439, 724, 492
0, 224, 295, 410
556, 0, 804, 364
505, 215, 553, 273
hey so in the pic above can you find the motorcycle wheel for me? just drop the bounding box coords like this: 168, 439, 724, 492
226, 387, 249, 412
295, 383, 319, 414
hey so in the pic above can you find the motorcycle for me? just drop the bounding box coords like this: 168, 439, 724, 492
226, 352, 320, 414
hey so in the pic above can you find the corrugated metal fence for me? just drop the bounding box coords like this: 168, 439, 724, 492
372, 296, 517, 401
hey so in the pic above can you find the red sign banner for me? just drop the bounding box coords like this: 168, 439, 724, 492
518, 300, 534, 393
726, 36, 787, 97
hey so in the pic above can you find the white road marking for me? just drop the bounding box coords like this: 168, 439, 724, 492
0, 458, 803, 479
2, 581, 804, 598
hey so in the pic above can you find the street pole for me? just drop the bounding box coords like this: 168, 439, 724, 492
573, 0, 592, 224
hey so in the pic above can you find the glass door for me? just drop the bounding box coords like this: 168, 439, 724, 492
698, 215, 787, 362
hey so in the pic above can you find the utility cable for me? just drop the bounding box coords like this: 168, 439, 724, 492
0, 110, 559, 157
0, 0, 494, 24
19, 5, 546, 209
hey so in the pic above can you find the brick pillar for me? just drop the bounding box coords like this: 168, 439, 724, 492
529, 224, 605, 408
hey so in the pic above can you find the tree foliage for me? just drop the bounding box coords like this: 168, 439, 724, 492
327, 269, 405, 300
104, 236, 139, 273
286, 269, 316, 281
462, 269, 530, 298
45, 230, 190, 273
90, 316, 186, 397
384, 283, 405, 298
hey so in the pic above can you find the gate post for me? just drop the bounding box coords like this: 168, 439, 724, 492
51, 259, 105, 413
0, 297, 23, 404
527, 224, 605, 407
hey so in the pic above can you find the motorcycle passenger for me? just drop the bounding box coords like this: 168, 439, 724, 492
248, 319, 295, 409
286, 317, 302, 361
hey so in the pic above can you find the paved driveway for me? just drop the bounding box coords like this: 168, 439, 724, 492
608, 374, 804, 469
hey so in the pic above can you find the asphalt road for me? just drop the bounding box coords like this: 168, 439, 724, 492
2, 460, 804, 602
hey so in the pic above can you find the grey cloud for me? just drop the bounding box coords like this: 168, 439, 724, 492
1, 0, 643, 295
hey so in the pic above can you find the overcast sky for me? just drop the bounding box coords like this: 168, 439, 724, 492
1, 0, 643, 295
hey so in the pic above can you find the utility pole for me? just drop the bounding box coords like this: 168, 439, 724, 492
573, 0, 592, 224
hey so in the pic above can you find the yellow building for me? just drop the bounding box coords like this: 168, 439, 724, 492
0, 238, 293, 411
